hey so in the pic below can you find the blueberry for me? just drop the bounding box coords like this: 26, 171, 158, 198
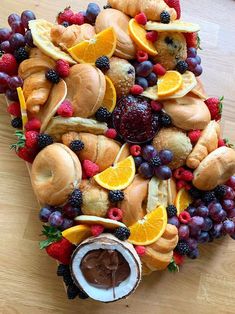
135, 77, 148, 90
146, 72, 158, 86
86, 3, 101, 23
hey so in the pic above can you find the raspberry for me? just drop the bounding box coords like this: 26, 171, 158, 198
188, 129, 201, 144
173, 252, 185, 266
173, 167, 185, 180
176, 180, 187, 191
179, 211, 191, 224
218, 138, 226, 147
146, 31, 158, 43
105, 128, 117, 139
56, 59, 70, 78
107, 208, 123, 221
83, 160, 99, 177
57, 7, 74, 24
0, 53, 18, 76
130, 85, 144, 95
130, 145, 141, 157
134, 12, 147, 25
91, 224, 104, 237
57, 100, 73, 117
25, 118, 41, 131
136, 50, 148, 63
181, 170, 194, 182
7, 102, 21, 117
135, 246, 146, 256
165, 0, 181, 19
70, 12, 85, 25
150, 100, 163, 112
153, 63, 166, 76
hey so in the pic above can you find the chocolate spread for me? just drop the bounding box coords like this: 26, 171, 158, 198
80, 249, 130, 289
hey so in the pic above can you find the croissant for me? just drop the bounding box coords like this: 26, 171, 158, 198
186, 121, 221, 169
108, 0, 177, 21
18, 49, 55, 114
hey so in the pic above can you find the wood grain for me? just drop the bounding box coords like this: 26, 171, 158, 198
0, 0, 235, 313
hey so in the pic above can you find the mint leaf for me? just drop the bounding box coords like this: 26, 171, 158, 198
167, 258, 179, 273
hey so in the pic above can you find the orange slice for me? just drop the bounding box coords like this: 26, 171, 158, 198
128, 19, 158, 56
102, 76, 117, 112
128, 205, 167, 245
68, 27, 117, 64
158, 71, 183, 98
94, 156, 135, 190
175, 188, 193, 215
75, 215, 126, 229
17, 87, 28, 129
62, 225, 91, 245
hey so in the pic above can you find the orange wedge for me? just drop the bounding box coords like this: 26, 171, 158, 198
68, 27, 117, 64
128, 205, 167, 245
158, 71, 183, 98
102, 76, 117, 112
94, 156, 135, 190
128, 19, 158, 56
62, 225, 91, 245
75, 215, 126, 229
175, 188, 193, 215
17, 87, 28, 129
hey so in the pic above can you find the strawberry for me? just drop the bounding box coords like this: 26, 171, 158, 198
25, 131, 39, 149
11, 130, 38, 162
57, 7, 74, 24
184, 32, 201, 49
55, 59, 70, 78
173, 252, 185, 265
205, 96, 223, 121
0, 53, 18, 76
16, 146, 36, 163
25, 118, 41, 131
164, 0, 181, 19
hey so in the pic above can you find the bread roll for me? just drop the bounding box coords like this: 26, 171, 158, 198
193, 147, 235, 190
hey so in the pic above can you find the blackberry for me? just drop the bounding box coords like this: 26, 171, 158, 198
203, 191, 216, 204
109, 190, 124, 203
69, 189, 83, 207
37, 133, 54, 149
189, 187, 203, 199
69, 140, 85, 153
214, 185, 227, 199
45, 69, 60, 84
175, 240, 190, 256
61, 21, 70, 27
160, 113, 172, 127
103, 4, 112, 9
150, 156, 162, 167
11, 117, 22, 129
166, 205, 177, 218
95, 56, 110, 72
67, 284, 79, 299
95, 107, 111, 122
63, 273, 73, 286
114, 227, 131, 241
160, 11, 171, 24
14, 47, 29, 63
175, 60, 188, 74
57, 264, 70, 276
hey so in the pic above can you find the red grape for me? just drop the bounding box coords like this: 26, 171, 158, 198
159, 149, 173, 165
195, 55, 201, 64
60, 218, 74, 231
228, 208, 235, 219
133, 156, 143, 169
202, 217, 213, 231
5, 88, 19, 101
187, 238, 198, 250
0, 72, 10, 87
62, 204, 81, 219
196, 205, 209, 217
226, 176, 235, 190
8, 76, 23, 90
221, 199, 234, 211
8, 13, 21, 26
189, 216, 204, 230
222, 220, 234, 235
194, 64, 203, 76
186, 57, 197, 70
138, 162, 154, 179
154, 165, 172, 180
21, 10, 36, 29
136, 61, 153, 77
178, 225, 190, 240
9, 33, 25, 49
0, 28, 12, 43
197, 231, 210, 243
212, 209, 227, 223
25, 30, 35, 47
39, 207, 53, 222
187, 47, 197, 58
187, 248, 199, 259
48, 211, 64, 227
0, 40, 13, 53
187, 205, 197, 217
210, 223, 223, 238
208, 202, 222, 215
142, 145, 158, 161
168, 216, 180, 228
146, 72, 157, 87
11, 21, 25, 35
223, 186, 235, 200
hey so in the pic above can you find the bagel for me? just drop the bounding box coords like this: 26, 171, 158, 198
31, 143, 82, 206
65, 64, 106, 118
95, 9, 136, 60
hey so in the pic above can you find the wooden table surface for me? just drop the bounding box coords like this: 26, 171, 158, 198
0, 0, 235, 313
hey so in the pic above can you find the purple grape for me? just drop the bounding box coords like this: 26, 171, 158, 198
86, 3, 101, 23
6, 88, 19, 101
39, 207, 53, 222
223, 186, 235, 200
136, 61, 153, 77
228, 208, 235, 219
135, 77, 148, 89
189, 216, 204, 229
138, 162, 154, 179
9, 33, 25, 49
187, 248, 199, 259
194, 64, 203, 77
178, 225, 190, 240
195, 55, 201, 64
48, 211, 64, 227
187, 47, 197, 58
196, 205, 209, 217
202, 217, 213, 231
208, 202, 222, 215
8, 13, 21, 26
186, 57, 197, 70
159, 149, 173, 165
154, 165, 172, 180
0, 40, 13, 53
142, 145, 157, 161
134, 156, 143, 169
211, 209, 227, 223
187, 205, 197, 217
60, 218, 74, 231
210, 223, 223, 238
187, 238, 198, 250
222, 220, 234, 235
63, 204, 81, 219
197, 231, 210, 243
194, 199, 205, 207
146, 72, 158, 87
0, 28, 12, 42
11, 21, 25, 35
168, 216, 180, 228
8, 76, 23, 90
190, 229, 201, 238
226, 176, 235, 190
0, 72, 10, 88
21, 10, 36, 28
221, 199, 234, 211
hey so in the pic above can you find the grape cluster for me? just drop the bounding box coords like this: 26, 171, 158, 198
133, 60, 158, 90
186, 47, 203, 77
137, 144, 173, 180
169, 177, 235, 260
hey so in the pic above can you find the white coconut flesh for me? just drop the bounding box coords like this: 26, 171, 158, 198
70, 234, 142, 303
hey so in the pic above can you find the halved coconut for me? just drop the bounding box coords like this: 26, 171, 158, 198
70, 233, 142, 302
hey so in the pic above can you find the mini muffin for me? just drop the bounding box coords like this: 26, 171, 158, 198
106, 57, 135, 98
153, 32, 187, 70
